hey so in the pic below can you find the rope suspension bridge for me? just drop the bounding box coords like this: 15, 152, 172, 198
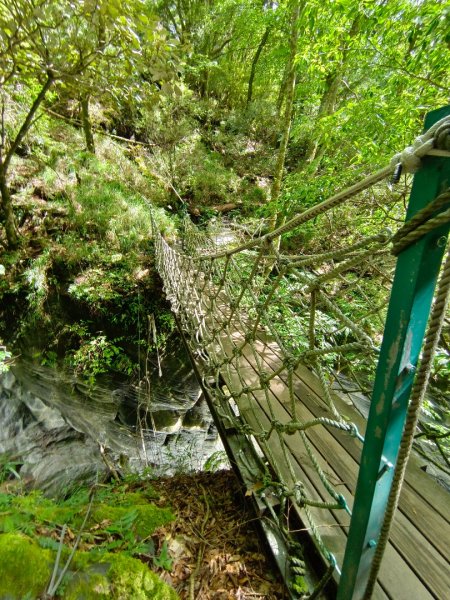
151, 106, 450, 599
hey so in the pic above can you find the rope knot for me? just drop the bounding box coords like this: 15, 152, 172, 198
259, 429, 271, 441
271, 419, 284, 433
435, 121, 450, 151
390, 116, 450, 176
259, 372, 271, 388
390, 146, 422, 174
283, 354, 298, 371
244, 331, 256, 343
348, 423, 360, 438
284, 421, 299, 435
293, 482, 306, 506
239, 422, 254, 435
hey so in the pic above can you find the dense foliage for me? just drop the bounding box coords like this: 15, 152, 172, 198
0, 2, 448, 598
0, 0, 448, 473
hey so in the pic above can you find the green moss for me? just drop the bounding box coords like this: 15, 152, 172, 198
37, 504, 83, 527
0, 533, 52, 598
92, 503, 174, 538
7, 491, 83, 532
0, 536, 178, 600
66, 553, 179, 600
113, 490, 159, 505
293, 575, 309, 594
105, 553, 179, 600
64, 569, 110, 600
0, 487, 176, 599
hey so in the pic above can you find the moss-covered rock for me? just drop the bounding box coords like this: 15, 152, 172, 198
0, 482, 177, 599
63, 565, 111, 600
65, 553, 179, 600
0, 533, 52, 598
105, 553, 179, 600
91, 503, 174, 538
0, 535, 179, 600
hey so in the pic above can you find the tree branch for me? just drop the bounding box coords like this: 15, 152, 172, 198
2, 72, 54, 173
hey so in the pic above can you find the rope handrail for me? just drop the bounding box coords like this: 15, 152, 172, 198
184, 114, 450, 261
151, 114, 450, 598
364, 243, 450, 600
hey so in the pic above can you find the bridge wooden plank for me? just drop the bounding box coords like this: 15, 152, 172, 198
214, 354, 389, 600
210, 295, 450, 526
236, 338, 449, 599
250, 333, 450, 560
204, 306, 448, 600
229, 347, 442, 599
208, 295, 450, 529
292, 360, 450, 524
214, 346, 425, 600
178, 281, 447, 598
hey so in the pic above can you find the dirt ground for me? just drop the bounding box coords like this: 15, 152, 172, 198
151, 470, 287, 599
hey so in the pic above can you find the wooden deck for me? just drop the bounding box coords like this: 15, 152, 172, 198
196, 303, 450, 600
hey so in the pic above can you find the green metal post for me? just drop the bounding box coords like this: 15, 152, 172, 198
337, 105, 450, 599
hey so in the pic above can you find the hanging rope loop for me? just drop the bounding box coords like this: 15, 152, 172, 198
390, 115, 450, 173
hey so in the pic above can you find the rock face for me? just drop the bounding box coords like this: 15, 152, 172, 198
0, 534, 179, 600
0, 350, 224, 495
0, 366, 107, 496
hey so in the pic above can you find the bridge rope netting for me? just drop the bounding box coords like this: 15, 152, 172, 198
151, 114, 450, 597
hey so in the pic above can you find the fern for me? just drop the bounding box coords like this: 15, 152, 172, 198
37, 536, 67, 552
0, 493, 12, 509
0, 514, 29, 533
106, 509, 138, 536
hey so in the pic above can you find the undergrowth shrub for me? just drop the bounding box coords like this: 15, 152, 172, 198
23, 250, 53, 321
69, 179, 152, 252
187, 147, 239, 205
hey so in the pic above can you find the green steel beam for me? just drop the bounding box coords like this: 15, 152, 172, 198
337, 105, 450, 600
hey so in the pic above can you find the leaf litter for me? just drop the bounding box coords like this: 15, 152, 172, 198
150, 470, 287, 599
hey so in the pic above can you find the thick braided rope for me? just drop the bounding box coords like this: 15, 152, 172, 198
363, 245, 450, 599
392, 207, 450, 255
392, 188, 450, 243
391, 187, 450, 254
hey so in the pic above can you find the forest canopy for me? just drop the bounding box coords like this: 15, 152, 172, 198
0, 0, 448, 248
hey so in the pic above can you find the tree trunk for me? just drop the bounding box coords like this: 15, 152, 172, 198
246, 26, 271, 107
0, 170, 18, 248
2, 73, 54, 175
276, 61, 289, 117
268, 1, 302, 235
303, 69, 342, 164
80, 94, 95, 153
304, 15, 360, 171
0, 71, 54, 248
